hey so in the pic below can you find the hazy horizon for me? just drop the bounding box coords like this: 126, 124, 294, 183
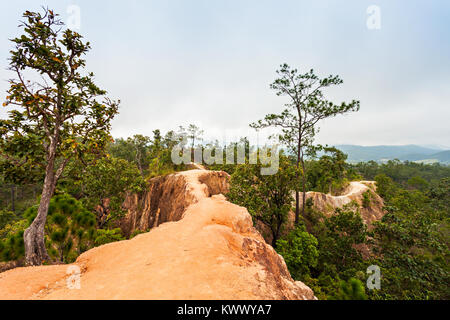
1, 1, 449, 147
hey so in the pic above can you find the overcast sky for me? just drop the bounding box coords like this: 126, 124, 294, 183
1, 0, 449, 148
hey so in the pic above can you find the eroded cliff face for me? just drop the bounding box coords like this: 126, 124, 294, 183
256, 181, 385, 245
301, 181, 385, 225
120, 171, 384, 257
119, 170, 230, 236
0, 169, 315, 300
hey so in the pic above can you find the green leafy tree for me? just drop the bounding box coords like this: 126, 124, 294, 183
1, 194, 96, 263
314, 204, 367, 274
251, 64, 360, 224
108, 134, 151, 177
0, 9, 119, 265
0, 230, 25, 262
0, 210, 16, 231
94, 228, 125, 246
333, 278, 367, 300
428, 177, 449, 211
227, 153, 298, 247
186, 124, 204, 150
407, 176, 429, 192
147, 129, 185, 178
307, 146, 349, 194
27, 194, 96, 262
276, 225, 319, 279
374, 174, 397, 201
207, 137, 251, 175
362, 190, 372, 208
107, 129, 185, 179
75, 157, 145, 228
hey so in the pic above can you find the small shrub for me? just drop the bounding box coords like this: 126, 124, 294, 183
94, 228, 125, 246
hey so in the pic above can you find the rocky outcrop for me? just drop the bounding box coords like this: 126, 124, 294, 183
0, 170, 315, 300
119, 170, 230, 236
257, 181, 385, 244
301, 181, 384, 225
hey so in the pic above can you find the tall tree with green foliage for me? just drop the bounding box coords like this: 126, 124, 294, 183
1, 194, 97, 263
333, 278, 367, 300
227, 153, 299, 247
186, 124, 204, 150
108, 135, 151, 177
62, 157, 145, 228
26, 194, 96, 262
315, 204, 367, 273
307, 146, 349, 194
251, 64, 360, 224
276, 225, 319, 279
0, 9, 119, 265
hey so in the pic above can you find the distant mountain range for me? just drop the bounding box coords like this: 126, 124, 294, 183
334, 145, 450, 164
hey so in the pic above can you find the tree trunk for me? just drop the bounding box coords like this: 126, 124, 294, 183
294, 132, 302, 225
23, 158, 56, 266
134, 145, 144, 178
300, 156, 307, 219
271, 218, 283, 249
295, 190, 300, 225
97, 201, 110, 229
271, 226, 279, 249
271, 235, 277, 249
